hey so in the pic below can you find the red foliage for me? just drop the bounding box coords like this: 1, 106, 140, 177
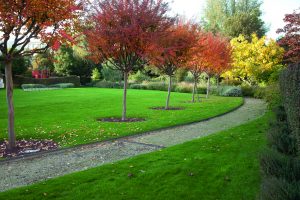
0, 0, 81, 58
84, 0, 173, 73
150, 21, 198, 76
277, 8, 300, 63
187, 32, 232, 76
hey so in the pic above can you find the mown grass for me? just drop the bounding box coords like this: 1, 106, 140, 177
0, 88, 242, 147
0, 112, 270, 200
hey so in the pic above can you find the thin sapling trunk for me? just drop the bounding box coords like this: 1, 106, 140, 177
165, 75, 172, 109
5, 61, 16, 150
206, 74, 210, 99
122, 72, 128, 121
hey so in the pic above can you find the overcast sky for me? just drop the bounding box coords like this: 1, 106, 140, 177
167, 0, 300, 39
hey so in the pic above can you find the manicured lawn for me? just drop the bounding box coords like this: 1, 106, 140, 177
0, 88, 243, 147
0, 112, 270, 200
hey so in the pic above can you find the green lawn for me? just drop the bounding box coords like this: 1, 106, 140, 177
0, 112, 270, 200
0, 88, 243, 147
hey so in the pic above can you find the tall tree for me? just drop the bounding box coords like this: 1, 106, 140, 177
204, 0, 266, 39
201, 33, 232, 98
151, 22, 197, 109
0, 0, 81, 150
84, 0, 173, 120
224, 34, 284, 85
277, 8, 300, 63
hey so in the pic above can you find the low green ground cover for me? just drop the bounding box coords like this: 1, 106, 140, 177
0, 88, 243, 147
0, 112, 270, 200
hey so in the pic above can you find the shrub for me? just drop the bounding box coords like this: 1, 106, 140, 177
94, 81, 123, 89
91, 68, 101, 81
21, 84, 46, 89
50, 83, 75, 88
14, 75, 80, 87
175, 82, 193, 93
129, 84, 148, 90
280, 63, 300, 152
241, 85, 256, 97
221, 87, 242, 97
129, 71, 150, 83
253, 87, 266, 99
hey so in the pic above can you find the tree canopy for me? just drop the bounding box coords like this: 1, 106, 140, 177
203, 0, 266, 39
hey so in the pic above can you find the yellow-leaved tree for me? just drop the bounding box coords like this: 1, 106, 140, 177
223, 34, 284, 85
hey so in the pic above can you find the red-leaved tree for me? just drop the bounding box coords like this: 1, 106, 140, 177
151, 22, 197, 109
0, 0, 81, 150
277, 8, 300, 63
84, 0, 173, 120
201, 33, 231, 98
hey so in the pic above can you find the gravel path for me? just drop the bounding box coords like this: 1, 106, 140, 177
0, 98, 266, 192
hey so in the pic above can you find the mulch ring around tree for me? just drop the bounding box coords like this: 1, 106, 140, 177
150, 107, 185, 110
0, 139, 58, 158
98, 117, 146, 123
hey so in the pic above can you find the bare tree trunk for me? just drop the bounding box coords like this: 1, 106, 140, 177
216, 74, 220, 89
206, 74, 210, 99
5, 61, 16, 150
192, 79, 196, 103
165, 75, 172, 109
122, 72, 128, 121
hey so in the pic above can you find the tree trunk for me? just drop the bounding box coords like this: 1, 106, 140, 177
5, 61, 16, 150
192, 79, 196, 103
122, 72, 128, 121
216, 75, 220, 89
206, 74, 210, 99
165, 75, 172, 109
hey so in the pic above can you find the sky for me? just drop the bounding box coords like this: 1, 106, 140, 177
167, 0, 300, 39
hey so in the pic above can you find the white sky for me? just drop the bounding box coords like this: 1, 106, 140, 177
167, 0, 300, 39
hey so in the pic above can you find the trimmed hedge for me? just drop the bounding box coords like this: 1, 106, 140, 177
280, 63, 300, 153
21, 83, 75, 91
14, 75, 80, 87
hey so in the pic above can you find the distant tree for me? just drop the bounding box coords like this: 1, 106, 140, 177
224, 34, 284, 85
204, 0, 266, 39
0, 0, 81, 150
151, 22, 197, 108
91, 68, 101, 81
54, 45, 99, 84
201, 33, 232, 98
84, 0, 173, 120
277, 8, 300, 63
32, 51, 54, 72
0, 55, 31, 76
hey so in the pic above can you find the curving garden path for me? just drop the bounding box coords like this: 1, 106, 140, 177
0, 98, 266, 192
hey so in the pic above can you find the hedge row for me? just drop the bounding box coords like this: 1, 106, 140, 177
14, 75, 81, 87
21, 83, 75, 91
93, 80, 243, 97
280, 63, 300, 153
260, 62, 300, 199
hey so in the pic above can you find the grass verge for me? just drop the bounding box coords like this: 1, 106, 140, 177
0, 88, 243, 147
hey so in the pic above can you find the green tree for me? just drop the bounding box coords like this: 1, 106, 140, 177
54, 45, 99, 84
204, 0, 266, 39
0, 55, 31, 76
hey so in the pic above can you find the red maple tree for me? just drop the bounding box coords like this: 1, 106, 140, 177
201, 33, 231, 98
277, 8, 300, 63
150, 22, 197, 109
0, 0, 81, 150
84, 0, 173, 120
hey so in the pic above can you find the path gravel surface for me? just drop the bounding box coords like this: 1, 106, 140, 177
0, 98, 266, 192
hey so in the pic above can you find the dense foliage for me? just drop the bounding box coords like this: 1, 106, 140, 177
224, 34, 284, 85
204, 0, 266, 39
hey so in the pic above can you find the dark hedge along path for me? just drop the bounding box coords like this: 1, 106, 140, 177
0, 98, 266, 192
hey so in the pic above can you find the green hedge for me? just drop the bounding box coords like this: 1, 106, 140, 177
280, 63, 300, 153
14, 75, 80, 87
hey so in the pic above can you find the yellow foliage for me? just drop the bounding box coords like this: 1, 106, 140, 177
223, 34, 285, 84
